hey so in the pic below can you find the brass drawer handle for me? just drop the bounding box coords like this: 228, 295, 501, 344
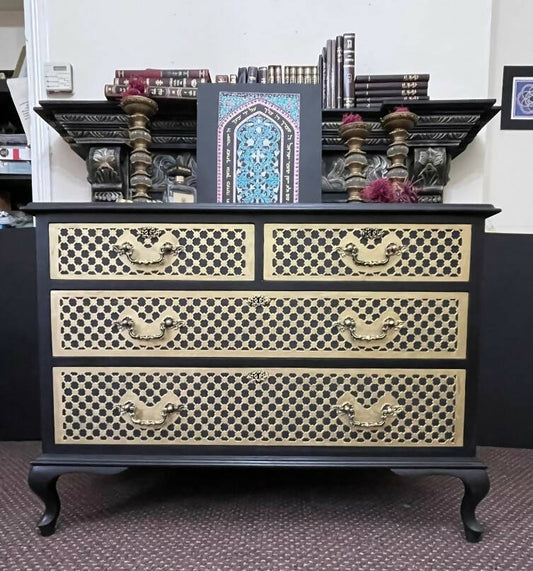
335, 401, 403, 429
114, 316, 184, 341
118, 400, 183, 428
338, 242, 401, 267
336, 316, 399, 341
113, 241, 182, 266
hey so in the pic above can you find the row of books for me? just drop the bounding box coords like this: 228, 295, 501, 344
216, 66, 319, 84
320, 33, 356, 109
105, 68, 212, 101
354, 73, 430, 109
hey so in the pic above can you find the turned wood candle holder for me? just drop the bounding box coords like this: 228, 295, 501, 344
338, 121, 373, 202
381, 110, 418, 181
120, 95, 159, 202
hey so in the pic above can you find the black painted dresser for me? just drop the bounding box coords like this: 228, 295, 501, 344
26, 202, 499, 540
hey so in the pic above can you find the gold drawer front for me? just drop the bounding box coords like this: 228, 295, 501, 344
49, 223, 255, 280
53, 367, 465, 447
264, 223, 471, 281
51, 290, 468, 359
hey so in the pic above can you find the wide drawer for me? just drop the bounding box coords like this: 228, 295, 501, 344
49, 223, 255, 280
264, 223, 471, 281
53, 367, 465, 447
51, 290, 468, 358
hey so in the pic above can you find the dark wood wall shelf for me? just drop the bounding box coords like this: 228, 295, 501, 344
35, 98, 499, 203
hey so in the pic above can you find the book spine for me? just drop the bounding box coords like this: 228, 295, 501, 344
354, 81, 428, 91
335, 35, 343, 108
215, 75, 229, 83
105, 84, 128, 99
326, 40, 334, 108
342, 33, 355, 108
147, 86, 198, 98
247, 67, 258, 83
355, 95, 429, 103
258, 67, 268, 84
321, 47, 327, 108
302, 66, 311, 84
113, 77, 206, 88
355, 88, 427, 97
355, 73, 429, 83
283, 66, 291, 83
267, 66, 275, 84
274, 65, 283, 83
237, 67, 248, 83
229, 74, 237, 84
289, 66, 297, 84
115, 69, 211, 80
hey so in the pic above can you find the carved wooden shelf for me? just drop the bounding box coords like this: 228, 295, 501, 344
35, 99, 499, 203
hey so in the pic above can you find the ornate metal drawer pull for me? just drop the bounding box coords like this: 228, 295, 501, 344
335, 401, 403, 429
336, 316, 399, 341
118, 400, 183, 428
113, 241, 182, 266
247, 295, 272, 308
338, 242, 401, 267
114, 316, 184, 341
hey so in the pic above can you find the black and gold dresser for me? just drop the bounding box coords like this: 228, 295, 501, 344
26, 202, 499, 541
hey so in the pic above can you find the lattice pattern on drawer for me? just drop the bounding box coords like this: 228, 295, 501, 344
53, 367, 465, 447
49, 223, 255, 280
264, 224, 471, 281
51, 290, 468, 358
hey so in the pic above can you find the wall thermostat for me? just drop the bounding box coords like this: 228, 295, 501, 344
44, 63, 73, 94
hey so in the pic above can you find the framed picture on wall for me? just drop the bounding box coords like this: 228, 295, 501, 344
196, 84, 321, 203
501, 66, 533, 129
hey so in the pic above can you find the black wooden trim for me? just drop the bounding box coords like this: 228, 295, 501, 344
24, 202, 500, 216
32, 453, 485, 469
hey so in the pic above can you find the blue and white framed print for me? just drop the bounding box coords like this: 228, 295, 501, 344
501, 66, 533, 129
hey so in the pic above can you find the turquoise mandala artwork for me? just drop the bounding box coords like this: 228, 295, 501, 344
217, 92, 301, 203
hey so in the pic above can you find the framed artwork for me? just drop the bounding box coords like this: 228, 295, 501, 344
196, 84, 321, 203
501, 66, 533, 129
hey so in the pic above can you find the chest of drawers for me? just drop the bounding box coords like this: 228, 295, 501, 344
26, 202, 499, 541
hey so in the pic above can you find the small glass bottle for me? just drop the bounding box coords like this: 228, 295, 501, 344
165, 174, 197, 203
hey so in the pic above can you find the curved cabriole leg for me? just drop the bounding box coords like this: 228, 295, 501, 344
28, 465, 127, 536
28, 466, 62, 536
392, 467, 490, 543
456, 468, 490, 543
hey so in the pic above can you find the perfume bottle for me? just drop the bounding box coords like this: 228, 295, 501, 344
165, 166, 196, 203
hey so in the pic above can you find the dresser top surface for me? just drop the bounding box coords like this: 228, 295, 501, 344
24, 202, 501, 218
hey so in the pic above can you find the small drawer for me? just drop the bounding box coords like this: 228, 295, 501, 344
49, 223, 255, 280
53, 367, 465, 447
264, 223, 471, 281
51, 290, 468, 359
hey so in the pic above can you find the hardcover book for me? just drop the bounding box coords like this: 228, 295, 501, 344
196, 84, 321, 203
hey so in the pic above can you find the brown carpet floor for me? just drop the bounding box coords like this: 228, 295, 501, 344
0, 443, 532, 570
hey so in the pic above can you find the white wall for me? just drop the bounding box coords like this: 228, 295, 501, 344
483, 0, 533, 233
41, 0, 492, 203
0, 10, 25, 69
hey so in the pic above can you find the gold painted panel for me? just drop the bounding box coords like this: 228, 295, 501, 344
49, 223, 255, 280
53, 367, 465, 447
263, 223, 471, 281
51, 290, 468, 358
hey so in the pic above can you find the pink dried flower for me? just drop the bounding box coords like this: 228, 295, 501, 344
121, 75, 147, 98
393, 106, 409, 112
361, 178, 419, 203
342, 113, 363, 124
361, 178, 395, 202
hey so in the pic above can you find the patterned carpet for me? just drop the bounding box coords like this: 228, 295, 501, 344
0, 443, 532, 571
